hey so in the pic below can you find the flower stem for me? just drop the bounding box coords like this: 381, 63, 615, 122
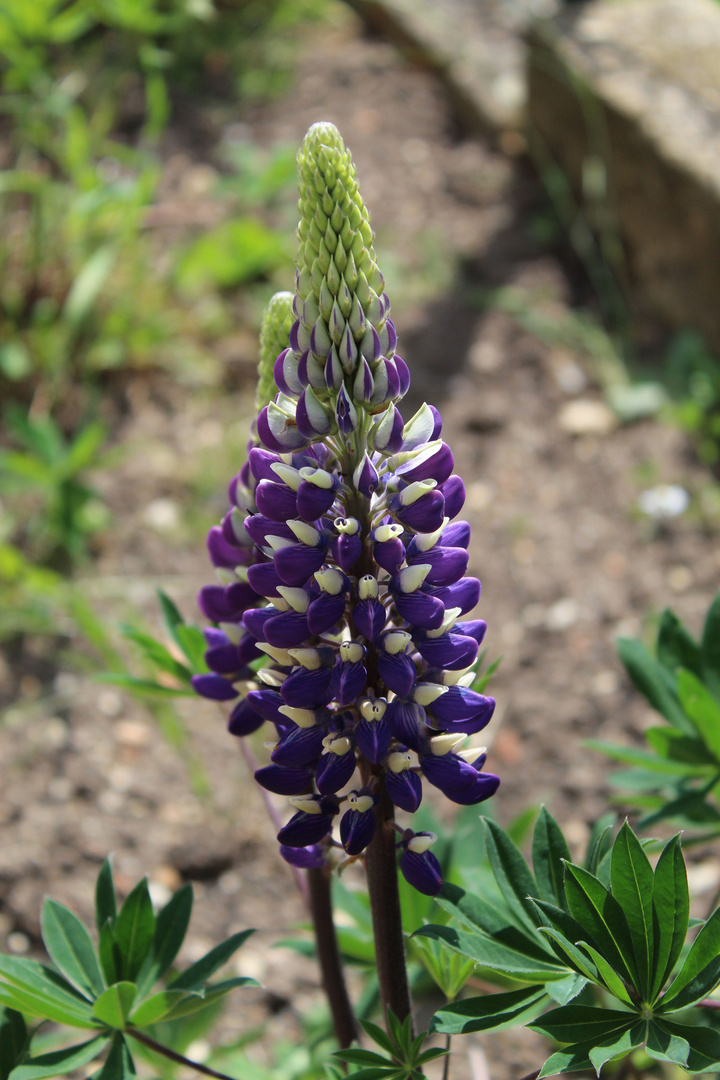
126, 1029, 238, 1080
307, 865, 358, 1048
363, 766, 413, 1026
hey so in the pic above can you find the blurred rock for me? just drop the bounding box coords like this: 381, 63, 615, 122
558, 399, 617, 436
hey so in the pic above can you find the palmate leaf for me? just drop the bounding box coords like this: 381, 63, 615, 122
588, 1021, 646, 1075
412, 923, 566, 983
545, 973, 588, 1006
9, 1037, 108, 1080
646, 1020, 690, 1066
430, 985, 548, 1035
168, 930, 254, 992
645, 727, 710, 766
0, 955, 99, 1029
530, 1005, 637, 1048
576, 943, 633, 1005
585, 815, 615, 876
657, 608, 702, 678
127, 989, 195, 1027
656, 1019, 720, 1073
677, 669, 720, 761
95, 860, 117, 936
651, 834, 689, 999
41, 899, 105, 1001
586, 740, 703, 777
158, 977, 258, 1020
135, 883, 193, 996
532, 807, 572, 912
435, 883, 558, 964
610, 823, 654, 998
639, 785, 720, 831
482, 819, 541, 935
92, 983, 137, 1030
92, 1033, 136, 1080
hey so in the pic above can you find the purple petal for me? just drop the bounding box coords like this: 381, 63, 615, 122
385, 768, 422, 813
373, 538, 405, 575
394, 490, 446, 533
245, 688, 286, 725
440, 520, 471, 549
281, 665, 335, 709
308, 592, 346, 635
415, 631, 478, 671
455, 620, 487, 645
332, 533, 362, 573
280, 843, 326, 869
247, 561, 284, 598
340, 808, 376, 855
397, 442, 454, 486
191, 674, 237, 702
429, 576, 480, 616
205, 643, 242, 675
420, 752, 481, 794
353, 598, 387, 642
274, 543, 326, 587
249, 448, 282, 483
241, 605, 277, 638
409, 546, 469, 587
392, 589, 445, 630
331, 661, 367, 706
429, 685, 495, 726
264, 609, 311, 648
386, 700, 425, 751
228, 698, 265, 736
255, 763, 314, 795
400, 848, 442, 896
296, 481, 337, 521
315, 748, 357, 794
272, 724, 325, 767
445, 772, 500, 805
244, 514, 295, 546
439, 476, 465, 519
255, 480, 298, 522
378, 651, 416, 698
277, 810, 333, 848
355, 717, 391, 763
207, 526, 245, 569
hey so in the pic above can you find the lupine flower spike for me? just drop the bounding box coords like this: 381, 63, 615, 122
193, 122, 500, 895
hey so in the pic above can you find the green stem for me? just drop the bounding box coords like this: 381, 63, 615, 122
126, 1029, 238, 1080
307, 865, 358, 1048
442, 1034, 452, 1080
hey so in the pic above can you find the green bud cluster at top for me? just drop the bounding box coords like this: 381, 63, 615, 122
256, 291, 294, 413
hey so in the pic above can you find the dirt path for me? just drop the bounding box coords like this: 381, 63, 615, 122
2, 9, 719, 1078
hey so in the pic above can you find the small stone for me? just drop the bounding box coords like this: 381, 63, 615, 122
153, 864, 182, 891
47, 777, 73, 802
466, 481, 494, 512
558, 399, 617, 436
500, 620, 524, 647
591, 670, 620, 696
686, 860, 720, 896
522, 603, 547, 628
98, 689, 123, 717
546, 598, 580, 631
637, 484, 690, 519
143, 498, 181, 532
468, 338, 502, 373
148, 881, 172, 911
114, 720, 151, 747
512, 538, 536, 565
7, 932, 30, 954
552, 354, 588, 395
667, 565, 693, 592
603, 551, 629, 578
43, 717, 70, 749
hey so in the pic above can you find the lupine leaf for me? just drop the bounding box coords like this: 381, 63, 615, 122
113, 880, 155, 983
176, 625, 208, 673
609, 823, 654, 997
482, 819, 541, 935
9, 1037, 107, 1080
677, 669, 720, 761
656, 1019, 720, 1073
660, 905, 720, 1010
430, 986, 548, 1034
157, 590, 184, 647
95, 861, 117, 936
0, 1008, 28, 1080
360, 1020, 397, 1057
531, 898, 599, 979
532, 807, 571, 912
120, 628, 191, 684
588, 1020, 645, 1075
646, 1020, 690, 1066
95, 674, 191, 698
639, 786, 720, 830
701, 593, 720, 700
563, 863, 639, 987
41, 899, 105, 1000
645, 727, 709, 765
98, 923, 121, 988
92, 1033, 135, 1080
651, 834, 688, 999
412, 924, 565, 981
333, 1050, 390, 1066
529, 1005, 638, 1045
435, 883, 557, 961
0, 984, 97, 1030
92, 983, 137, 1030
537, 928, 599, 982
657, 608, 702, 677
537, 1040, 595, 1078
546, 973, 588, 1005
616, 638, 690, 731
168, 930, 254, 992
577, 943, 633, 1005
585, 817, 615, 876
127, 989, 196, 1027
415, 1048, 451, 1064
135, 884, 193, 995
586, 741, 699, 776
157, 977, 256, 1020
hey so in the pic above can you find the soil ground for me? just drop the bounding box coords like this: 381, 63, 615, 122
2, 8, 719, 1079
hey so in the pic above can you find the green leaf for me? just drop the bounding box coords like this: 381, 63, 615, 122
701, 593, 720, 700
677, 669, 720, 760
175, 625, 208, 673
610, 823, 654, 996
0, 955, 98, 1027
537, 928, 599, 982
585, 816, 615, 876
157, 590, 184, 646
169, 930, 254, 992
435, 883, 557, 962
588, 1020, 645, 1075
656, 1019, 720, 1073
616, 637, 690, 731
94, 674, 191, 698
64, 246, 117, 329
127, 990, 195, 1027
430, 986, 548, 1034
532, 807, 572, 912
95, 861, 117, 936
639, 785, 720, 830
413, 924, 565, 982
92, 1033, 135, 1080
577, 943, 633, 1005
136, 884, 193, 995
157, 976, 257, 1020
531, 898, 601, 980
586, 740, 698, 776
9, 1038, 107, 1080
360, 1020, 400, 1057
657, 608, 702, 678
645, 727, 710, 765
537, 1040, 595, 1078
335, 1050, 393, 1066
660, 905, 720, 1011
114, 881, 155, 983
563, 863, 638, 987
546, 973, 588, 1006
41, 899, 105, 1000
92, 983, 137, 1030
646, 1020, 690, 1066
0, 1008, 28, 1080
98, 923, 121, 988
120, 628, 191, 684
176, 218, 288, 291
482, 819, 541, 935
529, 1005, 638, 1045
651, 834, 688, 999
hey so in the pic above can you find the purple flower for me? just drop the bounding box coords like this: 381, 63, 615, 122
398, 831, 443, 896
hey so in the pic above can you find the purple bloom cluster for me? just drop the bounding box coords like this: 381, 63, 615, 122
193, 123, 499, 896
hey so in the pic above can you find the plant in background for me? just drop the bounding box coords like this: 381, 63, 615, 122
591, 591, 720, 839
0, 859, 257, 1079
191, 121, 500, 1042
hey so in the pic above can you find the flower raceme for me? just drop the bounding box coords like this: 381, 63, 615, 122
193, 122, 499, 895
